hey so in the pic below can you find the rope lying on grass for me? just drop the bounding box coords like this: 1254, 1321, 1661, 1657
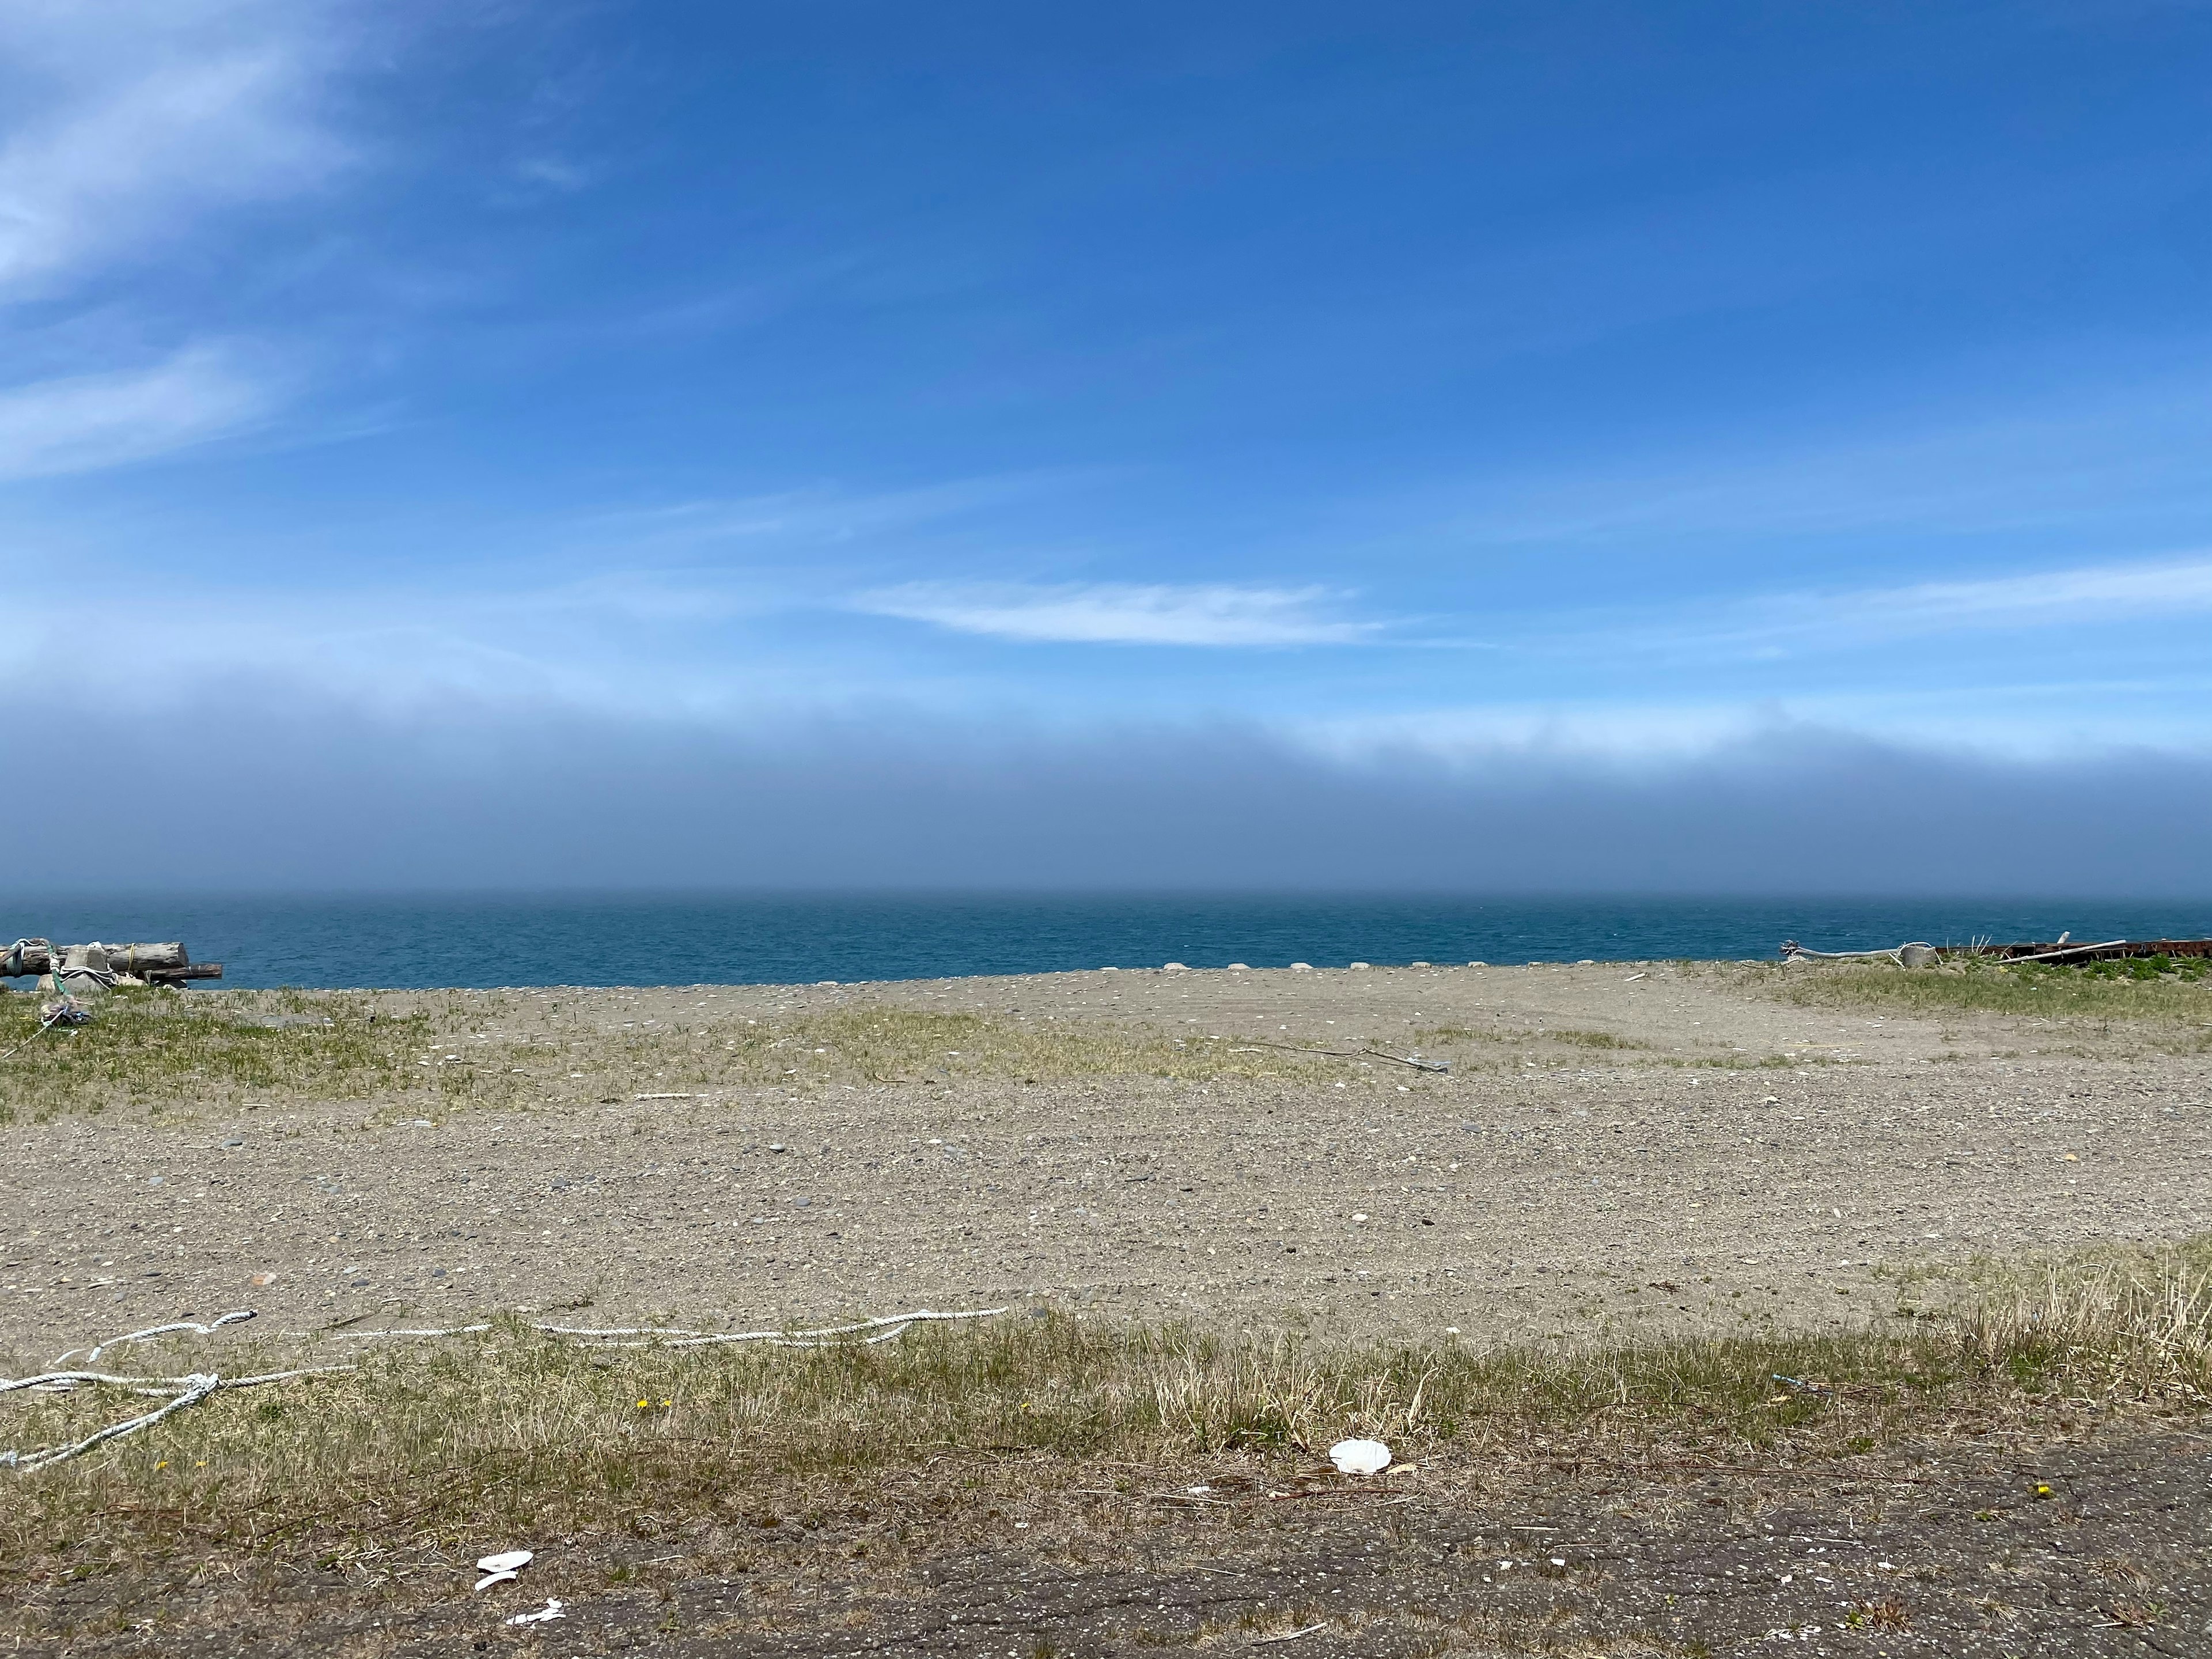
2, 1365, 359, 1472
0, 994, 88, 1063
3, 1306, 1007, 1471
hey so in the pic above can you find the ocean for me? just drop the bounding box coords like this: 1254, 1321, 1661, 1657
5, 893, 2210, 991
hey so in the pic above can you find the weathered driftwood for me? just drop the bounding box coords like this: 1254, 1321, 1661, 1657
1783, 935, 2212, 967
1, 941, 219, 982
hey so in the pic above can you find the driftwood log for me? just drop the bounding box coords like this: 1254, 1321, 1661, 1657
0, 940, 222, 983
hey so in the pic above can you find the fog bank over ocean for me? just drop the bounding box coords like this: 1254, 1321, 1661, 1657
5, 692, 2208, 899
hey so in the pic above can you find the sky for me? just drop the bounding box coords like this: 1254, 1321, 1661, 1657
3, 1, 2210, 891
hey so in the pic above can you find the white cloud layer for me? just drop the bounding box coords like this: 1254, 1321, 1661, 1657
0, 345, 275, 479
857, 581, 1380, 646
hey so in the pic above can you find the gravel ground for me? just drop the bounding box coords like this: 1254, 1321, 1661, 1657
6, 962, 2210, 1358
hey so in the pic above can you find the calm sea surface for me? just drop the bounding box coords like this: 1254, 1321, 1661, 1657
5, 895, 2211, 990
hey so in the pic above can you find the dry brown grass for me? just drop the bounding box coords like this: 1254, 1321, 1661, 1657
5, 1239, 2205, 1590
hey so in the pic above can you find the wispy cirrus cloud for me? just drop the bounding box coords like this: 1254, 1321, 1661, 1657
856, 581, 1381, 646
0, 2, 377, 479
0, 1, 357, 301
1773, 554, 2212, 634
0, 344, 278, 480
1663, 552, 2212, 661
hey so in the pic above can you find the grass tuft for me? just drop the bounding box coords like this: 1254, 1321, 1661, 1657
1740, 957, 2212, 1040
5, 1241, 2205, 1577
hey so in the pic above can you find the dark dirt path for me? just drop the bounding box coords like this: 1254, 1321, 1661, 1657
14, 1421, 2206, 1657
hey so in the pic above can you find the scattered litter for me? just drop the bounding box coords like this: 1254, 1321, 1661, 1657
1256, 1622, 1328, 1644
1328, 1438, 1392, 1476
1623, 972, 1646, 982
475, 1549, 533, 1592
506, 1599, 566, 1626
632, 1093, 695, 1101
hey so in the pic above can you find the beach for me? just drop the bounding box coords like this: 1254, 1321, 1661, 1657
9, 960, 2207, 1351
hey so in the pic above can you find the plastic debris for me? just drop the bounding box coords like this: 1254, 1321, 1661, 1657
507, 1599, 567, 1626
475, 1549, 533, 1591
1328, 1437, 1392, 1476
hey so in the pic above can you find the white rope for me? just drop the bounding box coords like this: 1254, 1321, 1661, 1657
0, 1365, 356, 1473
55, 1309, 257, 1367
5, 1304, 1009, 1472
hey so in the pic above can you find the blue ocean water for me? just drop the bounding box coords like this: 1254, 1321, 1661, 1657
4, 894, 2210, 991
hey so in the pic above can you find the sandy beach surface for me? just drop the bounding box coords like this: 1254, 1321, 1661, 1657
8, 960, 2207, 1357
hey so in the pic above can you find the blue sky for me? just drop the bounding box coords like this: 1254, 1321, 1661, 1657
4, 2, 2210, 888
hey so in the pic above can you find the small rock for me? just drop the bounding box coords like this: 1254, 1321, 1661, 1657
767, 1142, 786, 1153
1290, 962, 1315, 973
250, 1272, 278, 1287
1226, 962, 1251, 971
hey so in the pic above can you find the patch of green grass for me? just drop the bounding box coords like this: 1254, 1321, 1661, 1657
1415, 1023, 1647, 1054
698, 1006, 1335, 1089
0, 993, 1340, 1124
0, 989, 482, 1125
1742, 957, 2212, 1036
1548, 1027, 1649, 1050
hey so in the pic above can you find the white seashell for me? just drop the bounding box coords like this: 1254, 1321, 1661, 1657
1328, 1438, 1392, 1476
